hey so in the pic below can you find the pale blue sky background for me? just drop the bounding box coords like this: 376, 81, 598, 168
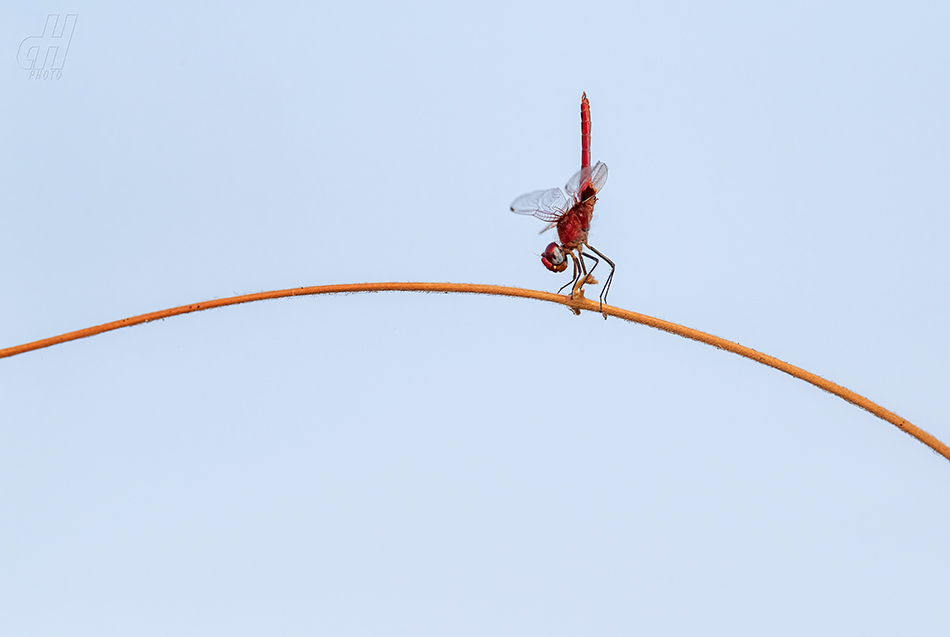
2, 1, 949, 634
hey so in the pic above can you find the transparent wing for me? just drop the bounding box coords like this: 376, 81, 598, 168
564, 161, 609, 200
564, 168, 585, 198
509, 187, 569, 223
588, 161, 608, 193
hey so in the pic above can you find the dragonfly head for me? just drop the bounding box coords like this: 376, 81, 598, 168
541, 242, 568, 273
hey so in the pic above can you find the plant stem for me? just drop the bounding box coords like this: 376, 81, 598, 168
2, 281, 946, 463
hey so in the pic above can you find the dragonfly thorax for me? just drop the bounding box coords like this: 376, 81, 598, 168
556, 196, 594, 250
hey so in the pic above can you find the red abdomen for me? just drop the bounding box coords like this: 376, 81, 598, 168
581, 93, 591, 170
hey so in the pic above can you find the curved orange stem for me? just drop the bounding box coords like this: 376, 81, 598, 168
3, 281, 947, 463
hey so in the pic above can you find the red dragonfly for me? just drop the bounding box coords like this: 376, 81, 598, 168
510, 92, 615, 315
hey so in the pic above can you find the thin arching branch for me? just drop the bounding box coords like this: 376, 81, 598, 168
2, 281, 947, 463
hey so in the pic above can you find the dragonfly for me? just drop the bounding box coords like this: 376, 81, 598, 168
510, 92, 615, 316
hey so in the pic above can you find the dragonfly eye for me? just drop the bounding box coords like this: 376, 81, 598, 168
541, 243, 568, 273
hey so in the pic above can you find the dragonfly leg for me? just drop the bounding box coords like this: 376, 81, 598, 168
558, 251, 582, 297
580, 250, 599, 286
586, 244, 615, 318
570, 249, 591, 299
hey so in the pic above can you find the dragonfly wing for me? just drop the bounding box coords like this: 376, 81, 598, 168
565, 161, 608, 200
564, 168, 585, 199
588, 161, 608, 193
510, 188, 568, 223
